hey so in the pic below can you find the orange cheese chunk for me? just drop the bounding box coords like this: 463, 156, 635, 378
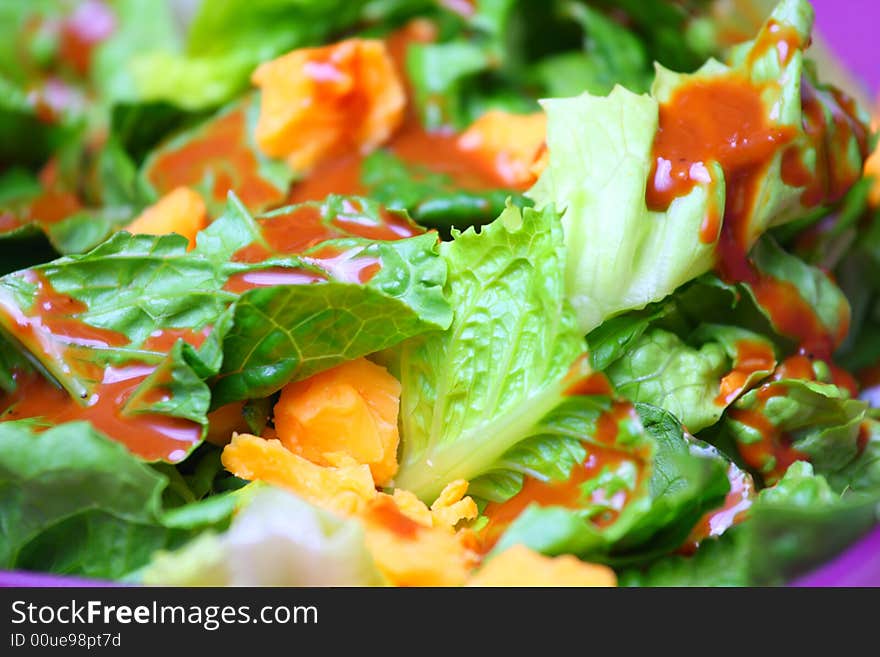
468, 544, 617, 587
205, 402, 248, 447
360, 496, 478, 586
221, 433, 377, 515
125, 186, 207, 249
390, 479, 478, 531
251, 38, 406, 172
274, 358, 401, 486
458, 110, 547, 188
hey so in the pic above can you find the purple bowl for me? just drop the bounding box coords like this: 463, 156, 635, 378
811, 0, 880, 94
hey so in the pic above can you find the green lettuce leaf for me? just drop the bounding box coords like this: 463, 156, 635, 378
0, 1, 64, 86
394, 203, 587, 500
827, 418, 880, 497
586, 303, 670, 372
745, 238, 852, 347
489, 403, 730, 565
0, 75, 77, 170
0, 421, 233, 579
607, 329, 727, 433
829, 196, 880, 372
528, 0, 866, 333
407, 40, 492, 131
0, 231, 229, 407
142, 487, 384, 586
0, 194, 451, 454
558, 2, 650, 95
622, 460, 880, 586
466, 402, 591, 504
0, 132, 154, 261
606, 324, 777, 432
110, 101, 205, 166
213, 232, 451, 405
725, 378, 867, 478
209, 196, 452, 405
127, 0, 368, 110
0, 333, 30, 394
360, 149, 529, 233
91, 0, 182, 105
618, 527, 750, 587
595, 0, 723, 72
746, 462, 879, 584
0, 167, 58, 272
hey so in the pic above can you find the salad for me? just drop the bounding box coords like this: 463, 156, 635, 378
0, 0, 877, 587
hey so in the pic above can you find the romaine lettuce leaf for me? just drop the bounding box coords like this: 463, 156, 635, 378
744, 238, 852, 349
0, 132, 154, 261
824, 195, 880, 372
618, 526, 749, 586
597, 0, 724, 72
560, 2, 651, 95
466, 401, 592, 504
91, 0, 182, 105
528, 81, 718, 333
0, 421, 234, 580
529, 0, 868, 333
622, 460, 880, 586
360, 149, 529, 233
593, 288, 778, 433
0, 1, 65, 86
394, 203, 588, 500
724, 377, 867, 480
142, 487, 384, 586
407, 40, 493, 130
488, 403, 730, 565
827, 418, 880, 497
0, 75, 77, 170
0, 194, 451, 457
606, 329, 732, 433
213, 230, 451, 405
126, 0, 368, 110
110, 101, 205, 166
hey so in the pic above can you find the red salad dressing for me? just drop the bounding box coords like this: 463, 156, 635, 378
566, 370, 615, 397
0, 272, 204, 462
646, 76, 797, 263
142, 327, 212, 352
715, 339, 777, 406
145, 107, 287, 210
725, 345, 860, 485
2, 367, 201, 463
286, 122, 511, 204
223, 201, 422, 293
3, 158, 85, 232
479, 401, 649, 552
744, 20, 805, 70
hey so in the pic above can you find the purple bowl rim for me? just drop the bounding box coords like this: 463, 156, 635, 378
1, 522, 878, 587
